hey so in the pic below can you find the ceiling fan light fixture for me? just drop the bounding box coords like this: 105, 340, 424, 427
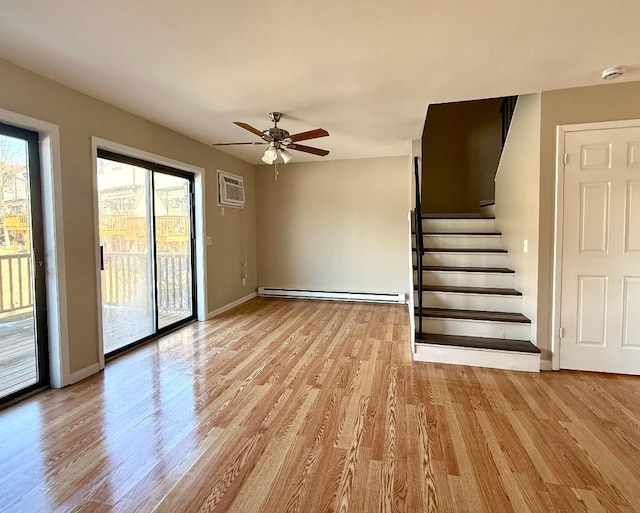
279, 148, 293, 164
262, 144, 278, 164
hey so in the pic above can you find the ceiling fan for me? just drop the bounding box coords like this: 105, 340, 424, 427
212, 112, 330, 165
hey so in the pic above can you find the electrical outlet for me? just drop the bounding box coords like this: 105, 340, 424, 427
523, 239, 528, 253
221, 207, 225, 216
206, 236, 212, 245
242, 278, 246, 286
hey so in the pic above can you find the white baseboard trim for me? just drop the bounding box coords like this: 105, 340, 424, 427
67, 363, 101, 385
258, 287, 406, 304
539, 359, 553, 371
207, 292, 257, 319
414, 344, 540, 372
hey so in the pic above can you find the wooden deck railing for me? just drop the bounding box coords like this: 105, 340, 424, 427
0, 252, 192, 316
102, 252, 192, 314
0, 254, 33, 315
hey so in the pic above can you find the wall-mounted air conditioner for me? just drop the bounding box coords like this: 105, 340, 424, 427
217, 170, 244, 208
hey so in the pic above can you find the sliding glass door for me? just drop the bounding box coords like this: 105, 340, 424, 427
154, 173, 194, 330
97, 157, 154, 352
97, 151, 195, 355
0, 122, 48, 402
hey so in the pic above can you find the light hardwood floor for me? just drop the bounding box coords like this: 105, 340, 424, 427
1, 298, 640, 513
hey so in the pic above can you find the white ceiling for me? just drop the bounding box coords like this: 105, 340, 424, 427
0, 0, 638, 164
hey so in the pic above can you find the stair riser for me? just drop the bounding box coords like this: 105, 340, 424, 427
416, 252, 509, 268
422, 218, 496, 233
416, 317, 530, 339
480, 204, 496, 217
416, 291, 522, 313
414, 344, 540, 372
417, 235, 502, 249
416, 271, 515, 288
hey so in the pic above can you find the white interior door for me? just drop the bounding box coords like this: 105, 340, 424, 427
560, 125, 640, 374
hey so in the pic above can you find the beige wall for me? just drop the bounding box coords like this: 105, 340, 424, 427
494, 94, 542, 354
537, 81, 640, 362
422, 99, 502, 213
256, 157, 410, 295
0, 58, 257, 377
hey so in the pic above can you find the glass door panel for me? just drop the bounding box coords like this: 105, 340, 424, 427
0, 123, 47, 401
97, 158, 155, 353
154, 172, 193, 329
97, 151, 195, 356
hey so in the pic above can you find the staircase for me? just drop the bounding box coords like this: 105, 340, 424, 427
412, 204, 541, 372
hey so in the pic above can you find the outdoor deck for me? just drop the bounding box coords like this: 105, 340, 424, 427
0, 317, 37, 398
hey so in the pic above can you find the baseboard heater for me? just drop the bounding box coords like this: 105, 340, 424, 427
258, 287, 405, 304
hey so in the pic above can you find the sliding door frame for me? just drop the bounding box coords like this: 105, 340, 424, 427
0, 121, 49, 404
97, 149, 197, 357
92, 138, 207, 367
0, 107, 67, 390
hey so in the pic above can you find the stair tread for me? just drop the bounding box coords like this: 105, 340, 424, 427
422, 247, 507, 253
422, 214, 495, 219
416, 333, 540, 354
415, 307, 531, 323
415, 265, 515, 273
415, 285, 521, 296
422, 232, 502, 236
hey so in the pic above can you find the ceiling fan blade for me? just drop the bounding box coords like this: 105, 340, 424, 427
212, 142, 267, 146
233, 121, 267, 139
288, 143, 330, 157
288, 128, 329, 143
